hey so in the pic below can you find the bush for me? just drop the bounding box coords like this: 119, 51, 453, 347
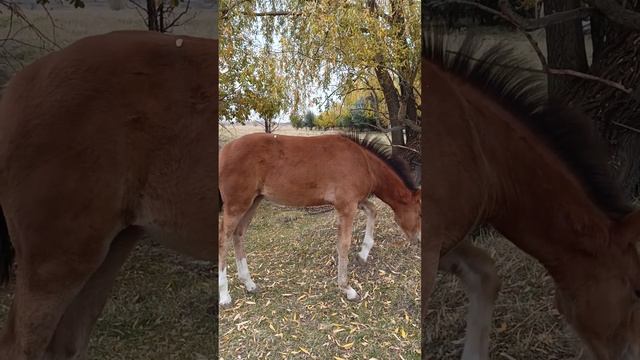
303, 111, 316, 129
290, 113, 303, 129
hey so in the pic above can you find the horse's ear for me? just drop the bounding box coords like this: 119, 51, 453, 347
614, 210, 640, 247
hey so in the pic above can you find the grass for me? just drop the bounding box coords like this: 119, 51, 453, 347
218, 126, 421, 359
426, 230, 580, 359
0, 5, 217, 359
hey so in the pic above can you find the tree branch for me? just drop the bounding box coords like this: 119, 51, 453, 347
584, 0, 640, 31
498, 0, 594, 31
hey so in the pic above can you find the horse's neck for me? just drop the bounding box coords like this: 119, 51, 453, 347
465, 92, 615, 273
368, 155, 413, 211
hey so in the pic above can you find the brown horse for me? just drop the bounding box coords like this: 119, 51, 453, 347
0, 31, 217, 359
218, 133, 421, 306
422, 29, 640, 360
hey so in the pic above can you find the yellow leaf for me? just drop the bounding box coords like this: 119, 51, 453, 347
497, 322, 508, 333
340, 342, 354, 349
299, 347, 310, 355
400, 327, 407, 339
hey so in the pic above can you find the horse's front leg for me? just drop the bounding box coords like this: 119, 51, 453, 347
439, 240, 500, 360
357, 199, 376, 264
336, 203, 359, 301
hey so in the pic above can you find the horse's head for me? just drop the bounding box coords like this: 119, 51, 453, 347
554, 211, 640, 359
394, 188, 421, 243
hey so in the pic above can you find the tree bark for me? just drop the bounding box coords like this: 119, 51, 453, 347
543, 0, 589, 98
375, 65, 405, 148
147, 0, 159, 31
567, 1, 640, 197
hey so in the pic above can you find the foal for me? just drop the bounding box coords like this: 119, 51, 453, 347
423, 30, 640, 359
218, 133, 421, 306
0, 31, 217, 359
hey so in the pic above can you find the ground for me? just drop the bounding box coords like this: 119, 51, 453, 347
0, 5, 216, 359
425, 28, 591, 359
218, 125, 421, 359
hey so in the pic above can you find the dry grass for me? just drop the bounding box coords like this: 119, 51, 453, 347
0, 6, 216, 359
424, 27, 594, 360
218, 127, 421, 359
426, 230, 581, 360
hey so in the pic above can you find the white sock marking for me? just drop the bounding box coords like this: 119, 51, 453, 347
235, 257, 257, 291
219, 267, 232, 305
358, 234, 374, 261
358, 206, 375, 261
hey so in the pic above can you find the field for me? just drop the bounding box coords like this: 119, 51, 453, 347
425, 28, 592, 359
218, 125, 421, 359
0, 5, 216, 359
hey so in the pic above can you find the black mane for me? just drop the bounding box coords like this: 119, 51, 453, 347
423, 26, 632, 218
341, 132, 419, 192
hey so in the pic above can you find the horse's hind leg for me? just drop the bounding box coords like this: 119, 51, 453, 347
219, 200, 250, 306
439, 240, 500, 360
0, 229, 115, 360
335, 203, 359, 301
45, 226, 142, 360
232, 196, 262, 294
356, 199, 376, 264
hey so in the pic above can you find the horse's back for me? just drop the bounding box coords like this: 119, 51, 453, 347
219, 133, 370, 207
0, 31, 218, 257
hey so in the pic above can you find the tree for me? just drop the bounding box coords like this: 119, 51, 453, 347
425, 0, 640, 195
219, 2, 290, 128
126, 0, 196, 33
290, 113, 303, 129
220, 0, 421, 156
303, 110, 316, 129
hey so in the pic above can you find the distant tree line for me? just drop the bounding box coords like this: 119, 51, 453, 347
290, 96, 379, 131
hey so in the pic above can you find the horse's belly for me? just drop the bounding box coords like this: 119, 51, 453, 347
261, 186, 333, 207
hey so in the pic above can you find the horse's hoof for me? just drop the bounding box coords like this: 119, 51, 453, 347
347, 293, 361, 302
356, 254, 368, 265
345, 287, 361, 302
219, 294, 233, 309
219, 301, 233, 309
247, 285, 260, 294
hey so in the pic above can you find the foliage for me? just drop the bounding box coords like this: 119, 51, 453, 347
316, 86, 382, 131
290, 113, 303, 129
220, 0, 420, 144
303, 110, 316, 129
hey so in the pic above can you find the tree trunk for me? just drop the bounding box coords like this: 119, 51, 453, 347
569, 33, 640, 197
375, 66, 405, 149
147, 0, 159, 31
543, 0, 589, 98
264, 118, 272, 133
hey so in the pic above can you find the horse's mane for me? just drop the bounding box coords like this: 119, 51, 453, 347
423, 27, 632, 218
341, 132, 419, 192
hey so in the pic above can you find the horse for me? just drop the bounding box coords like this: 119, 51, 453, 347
422, 28, 640, 360
218, 132, 421, 306
0, 31, 217, 359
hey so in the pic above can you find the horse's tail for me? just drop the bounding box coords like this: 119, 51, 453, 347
0, 207, 14, 286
